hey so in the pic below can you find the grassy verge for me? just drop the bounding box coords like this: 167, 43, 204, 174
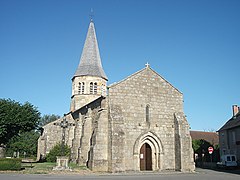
22, 162, 89, 174
22, 162, 55, 174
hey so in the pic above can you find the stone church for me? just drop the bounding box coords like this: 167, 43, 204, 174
37, 20, 195, 172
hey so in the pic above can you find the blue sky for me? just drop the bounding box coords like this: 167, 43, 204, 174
0, 0, 240, 131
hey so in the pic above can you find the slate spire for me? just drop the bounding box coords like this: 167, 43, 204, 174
74, 20, 108, 80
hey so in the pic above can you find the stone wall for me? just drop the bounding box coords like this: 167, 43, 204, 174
37, 67, 195, 172
108, 67, 194, 172
37, 114, 75, 161
90, 98, 109, 171
174, 112, 195, 172
71, 76, 107, 111
70, 96, 109, 171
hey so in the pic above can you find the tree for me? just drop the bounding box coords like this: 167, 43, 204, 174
192, 139, 202, 153
192, 139, 214, 162
39, 114, 60, 127
5, 131, 40, 158
0, 99, 40, 145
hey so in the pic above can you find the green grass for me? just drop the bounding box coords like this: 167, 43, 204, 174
22, 162, 89, 174
0, 158, 22, 171
22, 162, 55, 174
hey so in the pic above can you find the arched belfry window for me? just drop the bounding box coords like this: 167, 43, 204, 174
81, 82, 85, 94
90, 82, 93, 94
101, 84, 106, 95
78, 82, 85, 94
146, 105, 150, 122
94, 82, 97, 94
78, 82, 82, 94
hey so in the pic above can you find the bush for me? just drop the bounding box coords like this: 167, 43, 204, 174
46, 143, 71, 162
0, 158, 22, 170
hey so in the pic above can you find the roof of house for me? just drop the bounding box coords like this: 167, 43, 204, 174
190, 130, 219, 145
74, 20, 108, 80
218, 112, 240, 131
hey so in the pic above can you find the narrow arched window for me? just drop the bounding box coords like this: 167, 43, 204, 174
94, 82, 97, 94
81, 82, 85, 94
146, 105, 150, 122
101, 84, 106, 95
90, 82, 93, 94
78, 82, 81, 94
78, 82, 85, 94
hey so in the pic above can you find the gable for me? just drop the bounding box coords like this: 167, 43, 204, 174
108, 66, 184, 118
108, 67, 182, 95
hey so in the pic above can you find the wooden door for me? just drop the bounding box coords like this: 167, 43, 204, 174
140, 143, 152, 171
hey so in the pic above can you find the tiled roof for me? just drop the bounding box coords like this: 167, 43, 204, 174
190, 130, 219, 145
74, 21, 108, 80
218, 112, 240, 131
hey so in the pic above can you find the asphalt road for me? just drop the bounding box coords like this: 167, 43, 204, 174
0, 168, 239, 180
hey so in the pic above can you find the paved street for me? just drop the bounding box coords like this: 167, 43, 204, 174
0, 168, 239, 180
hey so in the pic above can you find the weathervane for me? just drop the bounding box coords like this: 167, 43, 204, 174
90, 8, 94, 21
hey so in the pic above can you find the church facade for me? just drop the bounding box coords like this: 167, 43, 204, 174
37, 20, 195, 172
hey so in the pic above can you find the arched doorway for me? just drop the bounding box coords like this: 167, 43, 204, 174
133, 131, 164, 171
140, 143, 152, 171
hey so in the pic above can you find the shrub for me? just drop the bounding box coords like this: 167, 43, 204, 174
0, 158, 22, 171
46, 143, 71, 162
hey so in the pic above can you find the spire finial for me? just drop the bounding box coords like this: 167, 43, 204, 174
90, 8, 94, 22
145, 62, 150, 68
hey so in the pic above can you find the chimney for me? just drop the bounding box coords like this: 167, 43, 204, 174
232, 105, 239, 116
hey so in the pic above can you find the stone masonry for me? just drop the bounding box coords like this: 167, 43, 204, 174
37, 20, 195, 172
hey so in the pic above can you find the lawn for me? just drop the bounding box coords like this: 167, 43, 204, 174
22, 162, 89, 174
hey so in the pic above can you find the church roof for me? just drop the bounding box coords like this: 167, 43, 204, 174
74, 20, 108, 80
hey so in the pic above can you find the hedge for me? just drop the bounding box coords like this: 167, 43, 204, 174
0, 158, 22, 171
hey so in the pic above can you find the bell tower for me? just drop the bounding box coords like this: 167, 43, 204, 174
71, 20, 108, 111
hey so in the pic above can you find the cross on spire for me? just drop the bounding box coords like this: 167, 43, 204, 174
145, 62, 150, 68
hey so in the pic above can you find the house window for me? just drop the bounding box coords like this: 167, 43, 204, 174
223, 149, 226, 155
146, 105, 150, 122
94, 82, 97, 94
90, 82, 93, 94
